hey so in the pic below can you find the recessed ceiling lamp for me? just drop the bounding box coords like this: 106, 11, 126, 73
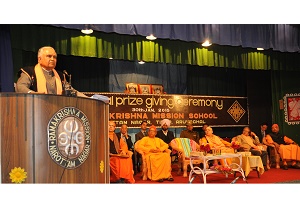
202, 40, 212, 47
81, 25, 93, 34
257, 48, 264, 51
146, 34, 157, 40
138, 60, 145, 64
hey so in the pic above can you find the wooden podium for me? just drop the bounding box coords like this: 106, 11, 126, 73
0, 93, 110, 183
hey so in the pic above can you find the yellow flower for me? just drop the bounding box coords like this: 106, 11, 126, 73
99, 161, 104, 173
9, 167, 27, 184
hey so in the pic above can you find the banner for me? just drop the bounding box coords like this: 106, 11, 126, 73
87, 93, 249, 128
284, 93, 300, 125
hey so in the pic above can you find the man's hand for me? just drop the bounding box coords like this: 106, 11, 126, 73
150, 148, 160, 153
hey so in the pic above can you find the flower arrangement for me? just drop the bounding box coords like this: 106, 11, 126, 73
211, 164, 233, 175
231, 141, 240, 151
9, 167, 27, 183
200, 143, 211, 152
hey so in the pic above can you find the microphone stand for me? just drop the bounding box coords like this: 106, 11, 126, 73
63, 70, 77, 97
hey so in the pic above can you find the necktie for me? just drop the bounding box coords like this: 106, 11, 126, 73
143, 131, 147, 136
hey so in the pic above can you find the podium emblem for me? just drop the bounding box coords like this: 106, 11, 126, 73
47, 107, 91, 169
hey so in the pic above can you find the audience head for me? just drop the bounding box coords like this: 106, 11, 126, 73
260, 122, 268, 131
140, 120, 148, 131
205, 126, 213, 136
160, 119, 171, 131
242, 126, 251, 136
271, 124, 279, 133
202, 123, 209, 131
186, 120, 194, 131
37, 46, 57, 71
148, 125, 157, 137
120, 124, 128, 134
109, 121, 116, 132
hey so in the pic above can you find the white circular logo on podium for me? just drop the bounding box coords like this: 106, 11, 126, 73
47, 107, 91, 169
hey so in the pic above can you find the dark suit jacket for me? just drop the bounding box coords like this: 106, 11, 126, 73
255, 129, 270, 143
135, 131, 147, 143
156, 130, 175, 145
115, 132, 133, 151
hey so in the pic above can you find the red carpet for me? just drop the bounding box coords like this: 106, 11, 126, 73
134, 163, 300, 184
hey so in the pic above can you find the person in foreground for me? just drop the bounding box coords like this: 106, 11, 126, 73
109, 121, 135, 183
15, 46, 87, 97
265, 123, 300, 170
234, 126, 269, 171
135, 125, 174, 182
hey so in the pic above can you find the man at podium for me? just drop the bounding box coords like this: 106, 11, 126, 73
15, 46, 87, 97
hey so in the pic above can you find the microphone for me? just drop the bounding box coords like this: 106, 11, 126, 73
63, 70, 72, 85
230, 176, 240, 184
62, 70, 76, 97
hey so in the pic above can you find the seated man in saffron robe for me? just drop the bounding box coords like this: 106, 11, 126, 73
135, 125, 174, 182
200, 126, 234, 166
109, 121, 135, 183
265, 123, 300, 170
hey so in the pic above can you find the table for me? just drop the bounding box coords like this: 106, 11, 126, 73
240, 155, 264, 177
189, 153, 246, 184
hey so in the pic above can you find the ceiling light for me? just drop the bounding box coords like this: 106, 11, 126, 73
138, 60, 145, 64
257, 48, 264, 51
202, 40, 212, 47
81, 28, 93, 34
81, 25, 93, 34
146, 34, 157, 40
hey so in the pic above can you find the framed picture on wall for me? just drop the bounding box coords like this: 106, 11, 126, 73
151, 84, 164, 94
138, 84, 152, 94
125, 83, 138, 94
284, 94, 300, 123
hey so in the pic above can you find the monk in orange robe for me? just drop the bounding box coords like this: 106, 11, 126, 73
135, 125, 173, 182
109, 121, 135, 183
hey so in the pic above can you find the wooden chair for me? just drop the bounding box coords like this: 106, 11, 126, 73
169, 138, 203, 177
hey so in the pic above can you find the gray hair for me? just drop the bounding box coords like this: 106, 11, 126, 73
37, 46, 55, 58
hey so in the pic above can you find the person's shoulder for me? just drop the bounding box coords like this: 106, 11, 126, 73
18, 66, 35, 76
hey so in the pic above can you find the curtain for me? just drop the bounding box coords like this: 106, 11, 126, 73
271, 70, 300, 141
9, 24, 300, 82
109, 60, 187, 94
0, 25, 14, 92
52, 24, 300, 53
186, 66, 247, 96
